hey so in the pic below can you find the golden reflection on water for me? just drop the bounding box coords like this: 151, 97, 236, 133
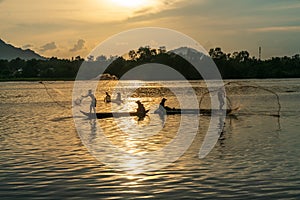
1, 81, 299, 199
99, 113, 181, 154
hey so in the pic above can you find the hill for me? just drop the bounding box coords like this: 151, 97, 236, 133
0, 39, 45, 60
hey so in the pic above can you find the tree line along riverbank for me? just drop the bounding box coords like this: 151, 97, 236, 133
0, 47, 299, 81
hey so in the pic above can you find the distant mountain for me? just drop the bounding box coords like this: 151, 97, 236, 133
171, 46, 209, 60
171, 47, 222, 79
0, 39, 45, 60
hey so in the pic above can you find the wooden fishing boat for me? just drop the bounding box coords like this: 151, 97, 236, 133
80, 110, 149, 119
154, 108, 233, 115
80, 108, 233, 119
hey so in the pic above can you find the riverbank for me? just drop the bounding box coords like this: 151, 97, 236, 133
0, 77, 75, 82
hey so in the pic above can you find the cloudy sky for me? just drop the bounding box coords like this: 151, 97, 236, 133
0, 0, 299, 59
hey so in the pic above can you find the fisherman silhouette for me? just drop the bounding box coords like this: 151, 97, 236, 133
82, 89, 97, 113
104, 92, 111, 103
136, 100, 147, 118
155, 98, 172, 114
116, 92, 122, 102
218, 89, 225, 110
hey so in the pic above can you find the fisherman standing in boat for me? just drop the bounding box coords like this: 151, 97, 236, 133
82, 89, 97, 114
218, 89, 225, 110
104, 92, 111, 103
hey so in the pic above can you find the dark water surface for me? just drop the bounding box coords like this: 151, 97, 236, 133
0, 79, 299, 199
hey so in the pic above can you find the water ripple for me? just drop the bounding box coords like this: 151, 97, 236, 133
0, 81, 299, 199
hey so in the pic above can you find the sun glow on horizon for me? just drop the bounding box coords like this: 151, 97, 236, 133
110, 0, 150, 8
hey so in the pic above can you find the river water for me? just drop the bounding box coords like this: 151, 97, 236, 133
0, 79, 299, 199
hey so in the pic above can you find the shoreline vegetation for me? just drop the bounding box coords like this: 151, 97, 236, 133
0, 47, 299, 81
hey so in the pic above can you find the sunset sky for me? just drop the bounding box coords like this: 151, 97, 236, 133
0, 0, 299, 59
